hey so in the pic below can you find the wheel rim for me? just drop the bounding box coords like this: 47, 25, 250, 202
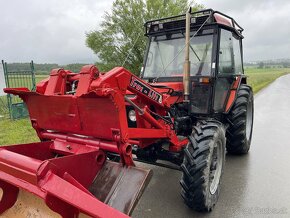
209, 140, 223, 195
246, 97, 253, 141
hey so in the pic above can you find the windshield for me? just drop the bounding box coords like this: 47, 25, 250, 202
143, 32, 213, 78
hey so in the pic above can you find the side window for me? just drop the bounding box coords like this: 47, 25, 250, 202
232, 35, 243, 74
219, 29, 243, 74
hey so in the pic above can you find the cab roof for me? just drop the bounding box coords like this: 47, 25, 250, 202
144, 9, 243, 38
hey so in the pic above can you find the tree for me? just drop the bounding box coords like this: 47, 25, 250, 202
86, 0, 202, 75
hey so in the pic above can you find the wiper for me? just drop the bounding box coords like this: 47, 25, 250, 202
196, 43, 210, 75
181, 32, 200, 61
156, 41, 166, 74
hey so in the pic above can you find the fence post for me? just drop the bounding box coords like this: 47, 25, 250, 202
30, 60, 36, 91
2, 60, 12, 119
2, 60, 36, 119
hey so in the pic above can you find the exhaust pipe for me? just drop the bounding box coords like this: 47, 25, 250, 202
183, 7, 191, 103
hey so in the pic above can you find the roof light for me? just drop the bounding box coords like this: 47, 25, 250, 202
153, 25, 159, 32
191, 17, 196, 24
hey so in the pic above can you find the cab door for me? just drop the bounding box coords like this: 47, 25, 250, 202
213, 28, 243, 112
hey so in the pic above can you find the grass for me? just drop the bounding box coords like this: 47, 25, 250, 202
0, 96, 39, 145
0, 74, 48, 145
0, 68, 289, 146
245, 68, 289, 93
0, 118, 38, 145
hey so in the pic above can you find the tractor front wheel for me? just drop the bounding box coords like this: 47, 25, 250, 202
180, 120, 226, 212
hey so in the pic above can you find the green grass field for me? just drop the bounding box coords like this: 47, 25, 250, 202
0, 68, 289, 145
0, 118, 38, 145
245, 68, 289, 93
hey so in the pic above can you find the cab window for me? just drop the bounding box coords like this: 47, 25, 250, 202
219, 29, 242, 74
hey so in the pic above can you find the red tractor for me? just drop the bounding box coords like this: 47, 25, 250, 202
1, 8, 253, 217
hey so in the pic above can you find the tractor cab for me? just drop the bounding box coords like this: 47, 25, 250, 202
142, 9, 245, 115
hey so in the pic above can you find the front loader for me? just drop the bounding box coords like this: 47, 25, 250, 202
1, 8, 253, 217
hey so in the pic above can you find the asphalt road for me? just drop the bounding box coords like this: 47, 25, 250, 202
132, 74, 290, 218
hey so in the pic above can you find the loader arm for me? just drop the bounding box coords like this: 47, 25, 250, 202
33, 65, 185, 151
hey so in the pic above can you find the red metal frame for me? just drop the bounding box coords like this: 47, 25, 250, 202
0, 141, 128, 217
2, 65, 188, 217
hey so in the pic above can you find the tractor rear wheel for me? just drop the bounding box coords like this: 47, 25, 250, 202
180, 120, 226, 212
226, 84, 254, 154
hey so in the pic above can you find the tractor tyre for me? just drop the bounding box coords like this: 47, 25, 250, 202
226, 84, 254, 154
180, 120, 226, 212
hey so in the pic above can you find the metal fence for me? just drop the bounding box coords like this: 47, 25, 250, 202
2, 60, 36, 119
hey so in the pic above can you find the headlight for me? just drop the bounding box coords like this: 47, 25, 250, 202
128, 110, 136, 122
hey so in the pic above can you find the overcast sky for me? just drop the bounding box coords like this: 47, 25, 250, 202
0, 0, 290, 65
196, 0, 290, 62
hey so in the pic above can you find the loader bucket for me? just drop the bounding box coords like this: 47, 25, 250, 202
1, 87, 152, 217
0, 142, 152, 217
0, 161, 152, 218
